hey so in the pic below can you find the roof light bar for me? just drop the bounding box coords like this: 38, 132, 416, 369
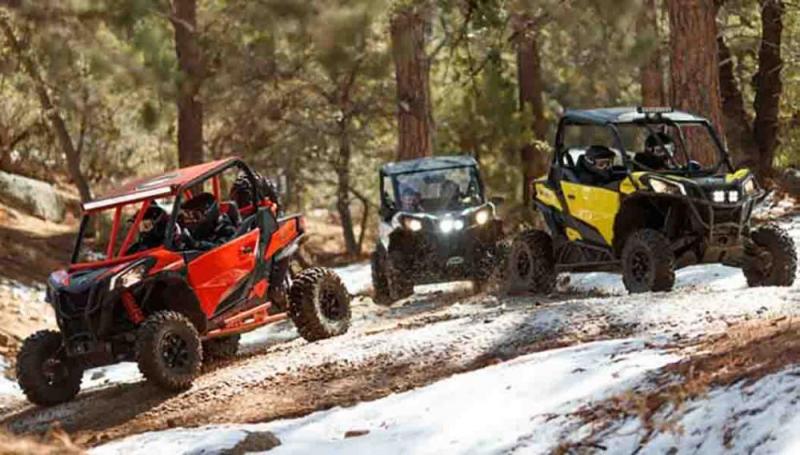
82, 186, 173, 212
637, 106, 674, 114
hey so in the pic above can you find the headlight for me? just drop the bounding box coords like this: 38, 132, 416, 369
475, 209, 490, 225
110, 262, 149, 290
728, 190, 739, 203
743, 177, 757, 195
440, 218, 464, 233
712, 190, 725, 203
648, 178, 685, 195
403, 217, 423, 232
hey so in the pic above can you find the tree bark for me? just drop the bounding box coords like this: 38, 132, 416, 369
512, 13, 548, 202
638, 0, 665, 106
717, 35, 757, 168
752, 0, 784, 177
390, 3, 434, 161
666, 0, 725, 166
335, 121, 359, 256
171, 0, 204, 167
0, 14, 92, 202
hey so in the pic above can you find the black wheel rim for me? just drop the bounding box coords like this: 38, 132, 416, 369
161, 332, 191, 372
629, 250, 651, 284
319, 282, 345, 321
514, 247, 532, 279
41, 357, 69, 386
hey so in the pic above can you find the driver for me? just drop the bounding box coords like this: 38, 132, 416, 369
636, 132, 675, 170
230, 170, 281, 215
126, 205, 168, 254
399, 185, 423, 212
578, 145, 616, 185
178, 192, 236, 251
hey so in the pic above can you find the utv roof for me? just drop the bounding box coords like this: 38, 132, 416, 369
381, 155, 477, 176
82, 158, 238, 212
562, 107, 709, 126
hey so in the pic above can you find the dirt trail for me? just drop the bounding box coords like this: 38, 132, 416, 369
3, 266, 800, 448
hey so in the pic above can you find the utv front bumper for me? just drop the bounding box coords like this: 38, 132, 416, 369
387, 220, 502, 284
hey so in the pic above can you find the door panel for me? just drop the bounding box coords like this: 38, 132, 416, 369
560, 182, 620, 246
188, 230, 260, 316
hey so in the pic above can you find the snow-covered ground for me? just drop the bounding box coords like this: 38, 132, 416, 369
93, 339, 681, 455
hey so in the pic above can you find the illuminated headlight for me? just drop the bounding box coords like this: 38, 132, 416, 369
743, 178, 757, 195
648, 178, 685, 195
440, 218, 464, 233
475, 209, 490, 225
712, 191, 726, 203
728, 190, 739, 203
110, 262, 149, 290
404, 217, 423, 232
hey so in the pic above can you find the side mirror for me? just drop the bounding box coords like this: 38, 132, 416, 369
490, 196, 505, 206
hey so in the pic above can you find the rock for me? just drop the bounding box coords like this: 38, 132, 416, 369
344, 429, 370, 438
220, 431, 281, 455
0, 170, 68, 221
90, 371, 104, 380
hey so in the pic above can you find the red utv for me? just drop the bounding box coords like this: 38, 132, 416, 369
17, 158, 351, 406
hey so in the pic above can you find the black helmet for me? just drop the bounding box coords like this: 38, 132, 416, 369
138, 205, 168, 242
583, 145, 616, 179
230, 171, 280, 209
645, 132, 675, 159
179, 192, 219, 239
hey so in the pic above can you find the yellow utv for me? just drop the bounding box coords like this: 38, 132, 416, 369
509, 107, 797, 294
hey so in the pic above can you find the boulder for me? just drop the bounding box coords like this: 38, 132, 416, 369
220, 431, 281, 455
0, 171, 66, 222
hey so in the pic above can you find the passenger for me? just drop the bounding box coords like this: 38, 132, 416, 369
577, 146, 616, 186
230, 171, 281, 215
399, 185, 423, 212
635, 132, 676, 171
126, 206, 168, 254
440, 180, 461, 210
178, 192, 236, 251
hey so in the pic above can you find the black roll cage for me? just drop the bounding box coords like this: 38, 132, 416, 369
378, 164, 486, 215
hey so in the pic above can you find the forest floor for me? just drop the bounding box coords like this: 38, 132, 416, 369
1, 199, 800, 453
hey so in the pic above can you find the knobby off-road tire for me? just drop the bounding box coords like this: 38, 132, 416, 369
371, 246, 393, 306
743, 224, 797, 287
202, 334, 241, 361
621, 229, 675, 294
508, 229, 556, 294
289, 267, 351, 342
136, 311, 202, 391
17, 330, 82, 406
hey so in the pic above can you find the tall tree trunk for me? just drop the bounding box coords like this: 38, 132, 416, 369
638, 0, 666, 106
717, 35, 757, 168
512, 13, 548, 202
336, 121, 359, 256
0, 14, 92, 202
666, 0, 725, 166
752, 0, 784, 177
171, 0, 204, 167
390, 3, 434, 161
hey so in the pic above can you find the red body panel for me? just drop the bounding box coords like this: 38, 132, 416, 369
266, 218, 300, 259
187, 230, 260, 317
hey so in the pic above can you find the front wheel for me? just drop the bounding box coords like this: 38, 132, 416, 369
621, 229, 675, 293
743, 224, 797, 287
136, 311, 202, 391
17, 330, 82, 406
289, 267, 352, 341
371, 246, 393, 306
507, 230, 556, 294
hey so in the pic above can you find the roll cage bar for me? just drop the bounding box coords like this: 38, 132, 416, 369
553, 113, 735, 179
71, 159, 261, 265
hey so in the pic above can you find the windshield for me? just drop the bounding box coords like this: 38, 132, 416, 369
561, 121, 726, 175
391, 167, 483, 213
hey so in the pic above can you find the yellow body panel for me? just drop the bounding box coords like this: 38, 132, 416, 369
725, 168, 752, 183
566, 227, 582, 241
534, 181, 561, 210
560, 182, 620, 245
619, 172, 646, 195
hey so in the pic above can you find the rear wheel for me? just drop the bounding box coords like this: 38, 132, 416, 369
743, 224, 797, 287
136, 311, 202, 391
508, 230, 556, 294
17, 330, 82, 406
289, 267, 351, 341
621, 229, 675, 293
